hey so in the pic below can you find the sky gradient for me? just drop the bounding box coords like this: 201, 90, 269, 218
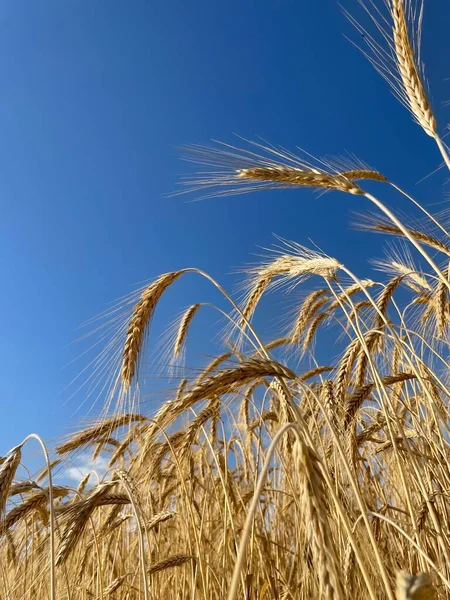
1, 0, 450, 456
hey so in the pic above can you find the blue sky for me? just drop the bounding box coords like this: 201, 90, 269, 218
1, 0, 450, 456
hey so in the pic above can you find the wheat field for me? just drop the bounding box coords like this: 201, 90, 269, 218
2, 1, 450, 599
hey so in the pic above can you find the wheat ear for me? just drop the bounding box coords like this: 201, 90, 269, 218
390, 0, 436, 137
174, 303, 202, 358
122, 271, 183, 386
0, 448, 22, 514
238, 166, 363, 194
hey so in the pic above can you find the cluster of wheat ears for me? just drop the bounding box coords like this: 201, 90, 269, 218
2, 1, 450, 599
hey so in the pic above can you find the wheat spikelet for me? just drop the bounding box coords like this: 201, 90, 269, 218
75, 473, 91, 498
381, 372, 415, 386
174, 303, 202, 358
323, 380, 339, 458
357, 324, 392, 382
395, 571, 437, 599
390, 1, 436, 137
0, 449, 22, 514
56, 413, 146, 455
342, 540, 355, 592
93, 492, 131, 506
322, 379, 336, 414
179, 140, 386, 200
122, 271, 183, 386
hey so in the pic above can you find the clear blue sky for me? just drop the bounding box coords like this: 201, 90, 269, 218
1, 0, 449, 455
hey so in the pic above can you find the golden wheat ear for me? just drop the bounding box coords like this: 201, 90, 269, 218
391, 0, 436, 137
0, 447, 22, 514
121, 271, 184, 388
345, 1, 450, 169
